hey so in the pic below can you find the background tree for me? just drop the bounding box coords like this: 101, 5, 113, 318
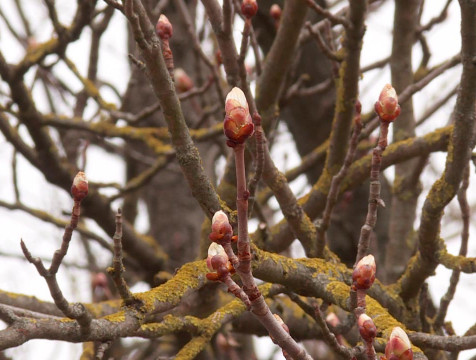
0, 0, 475, 359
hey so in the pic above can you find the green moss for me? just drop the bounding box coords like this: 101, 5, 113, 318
84, 299, 122, 318
89, 122, 172, 155
102, 310, 126, 322
426, 178, 454, 208
22, 38, 58, 65
135, 260, 208, 313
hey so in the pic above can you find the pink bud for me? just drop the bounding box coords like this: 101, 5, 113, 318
156, 14, 173, 40
270, 4, 282, 21
91, 272, 107, 289
206, 243, 228, 271
224, 87, 254, 145
358, 314, 377, 342
385, 327, 413, 360
374, 84, 401, 123
241, 0, 258, 19
71, 171, 88, 201
352, 254, 376, 290
212, 210, 229, 228
174, 68, 193, 93
325, 313, 340, 327
209, 210, 233, 242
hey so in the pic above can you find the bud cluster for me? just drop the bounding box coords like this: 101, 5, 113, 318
206, 211, 236, 281
223, 87, 254, 146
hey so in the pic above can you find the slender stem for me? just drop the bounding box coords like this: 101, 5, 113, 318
233, 143, 312, 360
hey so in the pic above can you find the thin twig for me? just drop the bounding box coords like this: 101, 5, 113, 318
305, 21, 342, 63
317, 104, 363, 257
287, 293, 355, 359
304, 0, 350, 27
434, 165, 470, 328
20, 195, 92, 330
108, 209, 135, 306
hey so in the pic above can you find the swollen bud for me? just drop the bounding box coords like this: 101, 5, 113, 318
352, 254, 376, 290
156, 14, 173, 40
209, 210, 233, 242
358, 314, 377, 342
174, 68, 194, 93
241, 0, 258, 19
207, 243, 228, 271
270, 4, 282, 21
206, 243, 231, 280
71, 171, 88, 201
223, 87, 254, 146
385, 327, 413, 360
374, 84, 401, 123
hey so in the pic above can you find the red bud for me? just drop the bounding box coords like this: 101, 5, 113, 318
210, 210, 233, 242
156, 14, 173, 40
270, 4, 282, 21
207, 243, 228, 271
358, 314, 377, 342
174, 68, 193, 93
375, 84, 401, 123
71, 171, 88, 201
352, 254, 376, 290
385, 327, 413, 360
224, 87, 254, 145
241, 0, 258, 19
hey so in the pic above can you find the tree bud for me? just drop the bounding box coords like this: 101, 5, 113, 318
358, 314, 377, 342
241, 0, 258, 19
374, 84, 401, 123
174, 68, 193, 93
209, 210, 233, 242
352, 254, 376, 290
71, 171, 88, 201
270, 4, 282, 21
91, 272, 108, 289
326, 312, 340, 327
224, 87, 254, 145
385, 327, 413, 360
156, 14, 173, 40
206, 243, 228, 271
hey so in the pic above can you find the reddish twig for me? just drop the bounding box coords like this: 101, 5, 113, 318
20, 172, 92, 331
